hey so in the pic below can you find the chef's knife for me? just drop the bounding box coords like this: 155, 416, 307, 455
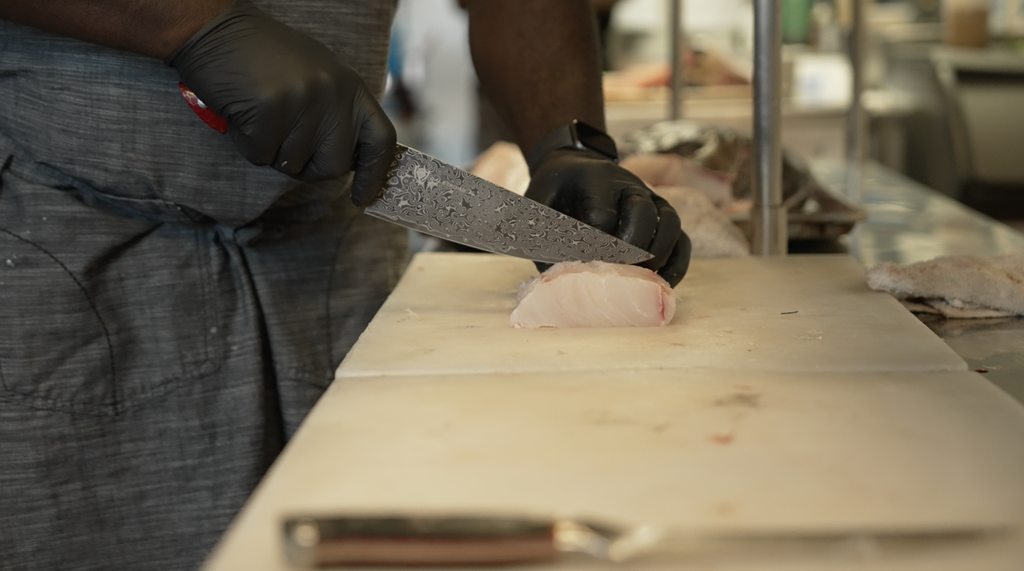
281, 514, 1012, 567
178, 85, 653, 264
368, 144, 653, 264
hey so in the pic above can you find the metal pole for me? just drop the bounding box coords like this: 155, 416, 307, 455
669, 0, 685, 120
845, 0, 867, 204
751, 0, 787, 255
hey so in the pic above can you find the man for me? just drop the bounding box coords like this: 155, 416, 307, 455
0, 1, 690, 569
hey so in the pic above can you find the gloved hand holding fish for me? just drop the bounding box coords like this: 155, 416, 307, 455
525, 148, 693, 288
504, 136, 693, 330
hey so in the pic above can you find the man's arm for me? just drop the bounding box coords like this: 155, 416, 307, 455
0, 0, 229, 60
460, 0, 605, 156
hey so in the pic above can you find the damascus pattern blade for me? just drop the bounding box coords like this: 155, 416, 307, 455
365, 145, 653, 265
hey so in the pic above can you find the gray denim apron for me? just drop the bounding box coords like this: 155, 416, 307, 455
0, 2, 404, 569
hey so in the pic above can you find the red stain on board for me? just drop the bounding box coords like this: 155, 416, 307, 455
715, 503, 738, 516
710, 432, 735, 445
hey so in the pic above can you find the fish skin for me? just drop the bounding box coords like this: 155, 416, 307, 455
510, 261, 677, 328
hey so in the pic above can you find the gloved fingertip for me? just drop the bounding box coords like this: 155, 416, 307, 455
640, 215, 681, 271
350, 106, 397, 207
358, 164, 398, 207
349, 182, 374, 208
231, 130, 278, 167
640, 200, 682, 270
351, 157, 394, 207
659, 233, 693, 288
582, 208, 619, 235
615, 193, 659, 248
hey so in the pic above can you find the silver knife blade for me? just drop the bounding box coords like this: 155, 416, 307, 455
364, 145, 654, 265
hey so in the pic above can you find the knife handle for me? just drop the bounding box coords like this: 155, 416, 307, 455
283, 516, 559, 567
178, 83, 228, 134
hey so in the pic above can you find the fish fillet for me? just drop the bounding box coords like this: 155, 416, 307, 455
510, 261, 677, 328
866, 253, 1024, 318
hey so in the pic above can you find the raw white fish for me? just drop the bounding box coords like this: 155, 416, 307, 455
509, 261, 677, 328
866, 253, 1024, 318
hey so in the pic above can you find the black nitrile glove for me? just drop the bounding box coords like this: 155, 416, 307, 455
168, 0, 396, 207
525, 149, 692, 287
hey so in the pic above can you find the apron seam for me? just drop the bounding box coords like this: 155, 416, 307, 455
0, 226, 120, 414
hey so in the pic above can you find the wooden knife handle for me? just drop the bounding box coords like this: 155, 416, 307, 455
283, 516, 559, 567
178, 83, 228, 134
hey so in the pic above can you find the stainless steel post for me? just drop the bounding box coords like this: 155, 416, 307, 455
846, 0, 867, 202
669, 0, 685, 120
751, 0, 787, 255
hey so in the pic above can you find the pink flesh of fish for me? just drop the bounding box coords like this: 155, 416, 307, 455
509, 261, 677, 328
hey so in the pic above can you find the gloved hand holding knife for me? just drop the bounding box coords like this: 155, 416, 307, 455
0, 0, 397, 211
168, 0, 397, 208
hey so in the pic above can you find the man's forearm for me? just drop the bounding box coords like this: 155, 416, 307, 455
462, 0, 606, 157
0, 0, 230, 59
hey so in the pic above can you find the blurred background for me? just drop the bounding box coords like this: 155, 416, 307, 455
382, 0, 1024, 232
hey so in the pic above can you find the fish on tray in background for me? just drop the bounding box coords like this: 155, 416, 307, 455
469, 142, 751, 259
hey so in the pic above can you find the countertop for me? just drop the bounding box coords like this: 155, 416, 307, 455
810, 161, 1024, 405
204, 251, 1024, 571
200, 161, 1024, 571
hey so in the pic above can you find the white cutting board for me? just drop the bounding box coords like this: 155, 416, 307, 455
336, 254, 966, 378
203, 369, 1024, 571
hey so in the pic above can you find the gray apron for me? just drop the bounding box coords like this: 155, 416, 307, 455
0, 2, 404, 569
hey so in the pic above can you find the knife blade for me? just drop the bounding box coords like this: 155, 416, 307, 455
365, 145, 653, 265
175, 87, 652, 265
